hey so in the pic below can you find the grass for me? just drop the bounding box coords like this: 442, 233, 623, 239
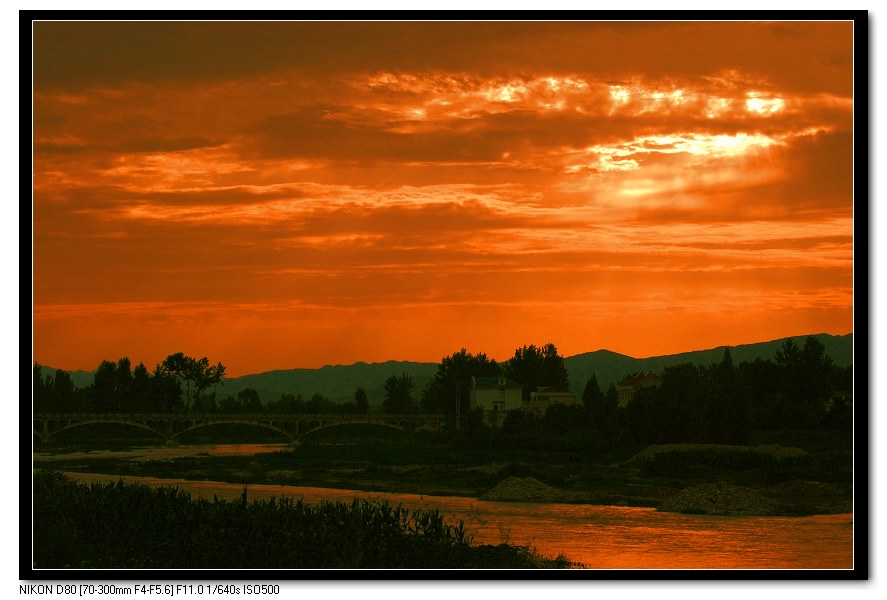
32, 471, 575, 569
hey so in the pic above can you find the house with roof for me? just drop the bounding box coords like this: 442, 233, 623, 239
526, 386, 580, 418
470, 375, 523, 428
615, 372, 663, 407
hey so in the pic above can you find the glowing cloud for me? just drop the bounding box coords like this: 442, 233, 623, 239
32, 21, 855, 374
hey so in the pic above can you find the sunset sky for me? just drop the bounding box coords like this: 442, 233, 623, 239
31, 20, 855, 376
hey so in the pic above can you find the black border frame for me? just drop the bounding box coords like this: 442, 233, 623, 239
21, 10, 870, 582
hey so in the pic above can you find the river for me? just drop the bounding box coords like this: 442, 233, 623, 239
45, 441, 853, 571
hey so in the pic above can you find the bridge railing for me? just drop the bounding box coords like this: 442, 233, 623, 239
34, 413, 445, 420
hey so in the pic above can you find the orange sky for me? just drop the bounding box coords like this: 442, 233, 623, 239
31, 21, 855, 376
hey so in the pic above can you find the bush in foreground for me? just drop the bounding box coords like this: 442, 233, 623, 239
33, 471, 572, 569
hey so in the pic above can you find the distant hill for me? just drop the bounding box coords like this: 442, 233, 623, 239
564, 333, 853, 395
219, 361, 438, 409
37, 332, 852, 406
32, 367, 96, 390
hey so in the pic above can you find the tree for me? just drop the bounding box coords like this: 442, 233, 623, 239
502, 408, 533, 435
775, 338, 801, 370
150, 365, 183, 413
114, 357, 134, 409
774, 336, 834, 427
238, 388, 262, 413
34, 363, 51, 411
798, 335, 835, 426
132, 362, 152, 412
584, 374, 616, 431
92, 360, 120, 412
218, 394, 239, 413
707, 347, 749, 444
192, 391, 218, 413
423, 349, 499, 425
624, 363, 702, 444
34, 364, 76, 412
542, 403, 589, 435
604, 383, 621, 432
502, 343, 569, 403
582, 374, 602, 411
52, 369, 76, 409
273, 393, 305, 413
384, 373, 416, 414
157, 353, 226, 411
354, 387, 369, 413
738, 357, 782, 428
306, 393, 334, 413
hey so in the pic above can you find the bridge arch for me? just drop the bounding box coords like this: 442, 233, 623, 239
34, 413, 444, 444
296, 420, 408, 439
34, 418, 168, 443
172, 419, 295, 442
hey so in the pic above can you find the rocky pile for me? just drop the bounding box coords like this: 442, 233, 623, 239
659, 481, 779, 516
481, 476, 567, 503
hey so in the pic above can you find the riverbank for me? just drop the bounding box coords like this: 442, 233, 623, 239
33, 471, 575, 569
33, 427, 853, 517
36, 470, 855, 570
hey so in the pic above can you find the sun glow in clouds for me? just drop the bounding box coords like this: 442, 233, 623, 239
32, 21, 854, 373
565, 130, 791, 175
356, 71, 809, 127
746, 91, 786, 115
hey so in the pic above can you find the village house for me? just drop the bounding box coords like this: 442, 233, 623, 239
525, 386, 580, 418
471, 377, 583, 427
615, 372, 663, 407
469, 375, 523, 428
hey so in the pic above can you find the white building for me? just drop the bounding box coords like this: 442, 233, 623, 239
470, 376, 523, 428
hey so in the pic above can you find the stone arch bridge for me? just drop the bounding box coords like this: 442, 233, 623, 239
33, 412, 445, 445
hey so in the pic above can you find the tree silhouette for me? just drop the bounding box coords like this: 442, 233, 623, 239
502, 343, 569, 403
93, 360, 120, 412
33, 364, 50, 411
157, 353, 226, 411
774, 336, 834, 427
354, 387, 369, 413
423, 349, 498, 425
237, 388, 262, 413
384, 373, 416, 414
583, 373, 616, 431
132, 362, 151, 412
150, 365, 183, 412
707, 347, 749, 444
34, 364, 76, 412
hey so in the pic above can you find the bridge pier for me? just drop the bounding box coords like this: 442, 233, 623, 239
165, 438, 179, 447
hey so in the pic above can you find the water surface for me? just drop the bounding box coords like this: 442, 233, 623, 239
61, 472, 853, 570
34, 442, 289, 461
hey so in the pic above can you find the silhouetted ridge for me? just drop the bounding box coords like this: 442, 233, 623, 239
38, 333, 851, 403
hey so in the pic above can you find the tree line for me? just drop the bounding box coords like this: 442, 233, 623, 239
32, 343, 570, 418
34, 353, 224, 414
489, 336, 852, 446
33, 337, 851, 442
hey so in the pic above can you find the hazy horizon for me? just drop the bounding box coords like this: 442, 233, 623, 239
35, 330, 852, 378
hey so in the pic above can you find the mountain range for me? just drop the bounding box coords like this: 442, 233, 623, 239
41, 333, 852, 410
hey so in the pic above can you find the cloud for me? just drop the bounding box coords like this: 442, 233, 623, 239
31, 21, 856, 372
34, 22, 852, 94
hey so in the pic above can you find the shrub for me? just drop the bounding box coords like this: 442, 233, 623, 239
32, 471, 569, 569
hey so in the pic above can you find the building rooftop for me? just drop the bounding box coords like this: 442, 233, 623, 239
535, 386, 573, 394
617, 372, 662, 388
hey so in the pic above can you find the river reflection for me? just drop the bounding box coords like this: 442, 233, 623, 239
34, 443, 290, 461
61, 472, 853, 570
